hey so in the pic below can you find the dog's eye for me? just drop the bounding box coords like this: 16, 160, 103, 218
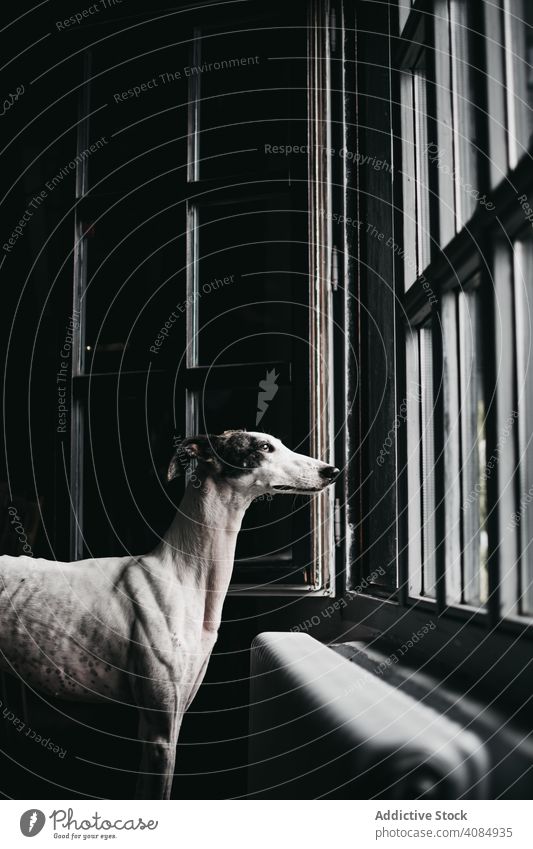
260, 442, 274, 452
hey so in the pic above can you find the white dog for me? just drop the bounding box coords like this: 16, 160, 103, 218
0, 430, 339, 798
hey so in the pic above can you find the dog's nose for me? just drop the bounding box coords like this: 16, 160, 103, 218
320, 465, 340, 481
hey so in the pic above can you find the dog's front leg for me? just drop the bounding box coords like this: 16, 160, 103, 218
183, 653, 211, 713
134, 685, 182, 800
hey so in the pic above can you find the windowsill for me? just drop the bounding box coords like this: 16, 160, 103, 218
228, 583, 334, 597
337, 591, 533, 712
345, 585, 531, 630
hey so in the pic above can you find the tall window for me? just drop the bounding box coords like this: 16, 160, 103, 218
396, 0, 533, 620
68, 1, 337, 595
340, 0, 533, 626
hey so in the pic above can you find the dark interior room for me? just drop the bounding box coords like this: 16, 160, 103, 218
1, 0, 533, 806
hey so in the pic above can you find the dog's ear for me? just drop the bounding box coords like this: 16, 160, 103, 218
167, 435, 217, 481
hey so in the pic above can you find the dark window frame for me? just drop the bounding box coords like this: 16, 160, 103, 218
67, 1, 340, 597
338, 0, 533, 659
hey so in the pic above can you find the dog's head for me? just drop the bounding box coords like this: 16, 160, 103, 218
168, 430, 339, 495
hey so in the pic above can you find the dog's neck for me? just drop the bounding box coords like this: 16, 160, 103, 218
157, 476, 253, 632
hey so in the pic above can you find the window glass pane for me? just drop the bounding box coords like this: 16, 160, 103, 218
81, 193, 186, 373
458, 289, 487, 607
398, 1, 412, 33
494, 243, 520, 616
400, 72, 418, 288
434, 0, 455, 246
504, 0, 533, 168
193, 24, 307, 182
406, 325, 436, 599
449, 0, 478, 228
513, 231, 533, 615
413, 59, 431, 273
400, 58, 430, 288
406, 329, 423, 594
485, 0, 509, 186
80, 24, 189, 196
441, 291, 462, 604
188, 194, 308, 367
420, 326, 437, 597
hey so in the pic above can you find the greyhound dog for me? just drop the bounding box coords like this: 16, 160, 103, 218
0, 430, 339, 798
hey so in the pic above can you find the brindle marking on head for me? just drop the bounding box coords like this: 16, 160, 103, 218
214, 430, 271, 477
168, 430, 273, 481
